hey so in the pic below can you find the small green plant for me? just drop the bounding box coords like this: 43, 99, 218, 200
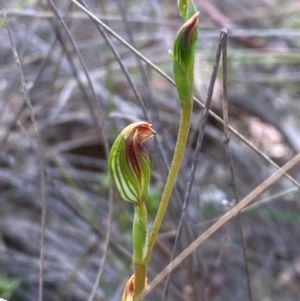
108, 1, 199, 300
0, 274, 19, 300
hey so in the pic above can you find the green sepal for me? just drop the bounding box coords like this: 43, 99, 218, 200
173, 59, 191, 104
172, 12, 199, 105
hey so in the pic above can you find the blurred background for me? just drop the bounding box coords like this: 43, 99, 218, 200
1, 0, 300, 300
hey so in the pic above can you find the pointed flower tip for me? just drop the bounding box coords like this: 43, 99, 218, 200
129, 122, 155, 144
180, 12, 199, 42
109, 122, 155, 204
173, 11, 199, 83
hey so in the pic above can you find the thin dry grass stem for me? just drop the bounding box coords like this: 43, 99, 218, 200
0, 32, 58, 152
45, 135, 99, 158
70, 0, 300, 191
204, 231, 229, 301
47, 1, 113, 299
161, 30, 227, 301
221, 31, 252, 301
4, 12, 47, 301
115, 0, 166, 144
227, 3, 300, 22
51, 211, 114, 301
55, 251, 90, 301
48, 158, 111, 301
245, 187, 300, 212
71, 0, 175, 84
47, 0, 105, 143
146, 151, 300, 294
49, 4, 88, 110
162, 185, 300, 235
0, 10, 180, 26
48, 163, 116, 301
47, 171, 100, 229
88, 186, 114, 301
49, 19, 96, 115
77, 0, 149, 118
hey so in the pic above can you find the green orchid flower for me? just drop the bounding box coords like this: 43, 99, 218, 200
109, 122, 155, 204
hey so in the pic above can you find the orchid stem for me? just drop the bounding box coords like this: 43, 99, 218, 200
145, 4, 198, 266
133, 263, 146, 301
132, 202, 147, 300
145, 101, 192, 265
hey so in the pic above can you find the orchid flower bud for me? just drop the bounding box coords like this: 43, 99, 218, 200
109, 122, 155, 204
170, 12, 199, 104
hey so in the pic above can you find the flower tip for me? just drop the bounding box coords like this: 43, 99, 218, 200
182, 12, 199, 42
173, 11, 199, 77
135, 122, 155, 144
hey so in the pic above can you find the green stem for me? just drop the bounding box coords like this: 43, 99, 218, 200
133, 203, 147, 263
135, 202, 147, 226
132, 202, 147, 301
145, 101, 192, 264
133, 263, 146, 301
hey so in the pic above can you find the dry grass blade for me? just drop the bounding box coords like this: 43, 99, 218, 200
0, 36, 56, 152
245, 187, 300, 212
4, 11, 47, 301
146, 151, 300, 294
47, 0, 108, 149
88, 188, 113, 301
77, 0, 150, 118
221, 31, 252, 301
47, 1, 113, 299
